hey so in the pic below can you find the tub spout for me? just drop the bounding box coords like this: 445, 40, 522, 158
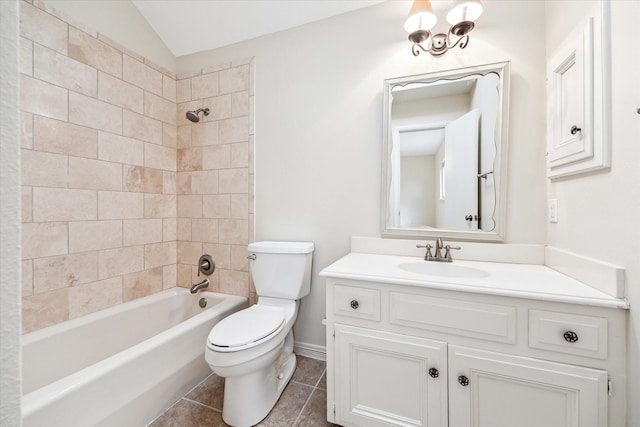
190, 279, 210, 294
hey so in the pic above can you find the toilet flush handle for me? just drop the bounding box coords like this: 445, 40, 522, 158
247, 254, 257, 260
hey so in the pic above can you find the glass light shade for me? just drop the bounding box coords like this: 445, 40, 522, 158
446, 0, 483, 25
404, 0, 437, 33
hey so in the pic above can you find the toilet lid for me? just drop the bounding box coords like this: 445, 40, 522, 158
207, 305, 285, 350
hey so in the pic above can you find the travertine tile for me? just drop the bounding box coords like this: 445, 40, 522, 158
162, 264, 177, 289
177, 125, 191, 149
230, 194, 248, 219
22, 289, 68, 333
176, 79, 191, 103
123, 110, 163, 145
177, 195, 203, 218
68, 277, 122, 319
204, 94, 231, 120
123, 267, 163, 301
98, 33, 142, 62
145, 143, 176, 171
21, 111, 33, 148
230, 142, 249, 168
33, 252, 98, 293
68, 220, 122, 253
98, 132, 144, 166
219, 116, 249, 144
124, 166, 163, 194
257, 382, 313, 427
69, 27, 122, 78
145, 241, 177, 269
176, 241, 203, 265
202, 145, 230, 170
191, 121, 219, 146
162, 218, 177, 241
69, 92, 122, 134
191, 219, 219, 243
22, 186, 32, 223
162, 75, 176, 102
229, 244, 248, 271
34, 115, 98, 158
191, 72, 219, 99
218, 269, 249, 297
21, 149, 67, 188
122, 218, 163, 246
219, 219, 248, 244
191, 170, 219, 195
34, 44, 97, 96
231, 91, 249, 117
178, 148, 203, 172
21, 75, 68, 121
203, 195, 231, 219
123, 55, 163, 96
98, 191, 144, 219
203, 62, 230, 74
33, 187, 97, 222
20, 37, 33, 76
22, 260, 33, 297
144, 194, 177, 218
176, 263, 193, 287
202, 243, 230, 270
162, 123, 177, 148
219, 168, 248, 194
69, 157, 122, 191
98, 245, 144, 280
176, 172, 192, 195
98, 71, 144, 113
22, 222, 68, 259
145, 91, 177, 125
219, 65, 249, 95
163, 171, 177, 194
249, 96, 255, 136
20, 2, 68, 54
176, 218, 192, 241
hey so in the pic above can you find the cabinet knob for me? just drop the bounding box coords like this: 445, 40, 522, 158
570, 125, 582, 135
458, 375, 470, 386
428, 368, 439, 378
563, 330, 579, 343
350, 300, 359, 310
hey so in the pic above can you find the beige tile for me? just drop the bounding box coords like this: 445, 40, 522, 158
218, 269, 249, 297
33, 252, 98, 293
22, 260, 33, 297
191, 72, 219, 99
219, 65, 249, 95
202, 194, 231, 219
202, 243, 230, 270
177, 148, 202, 172
249, 95, 255, 136
123, 110, 163, 145
69, 220, 122, 253
191, 170, 219, 195
191, 121, 219, 147
191, 219, 219, 243
123, 55, 163, 96
33, 115, 98, 158
122, 219, 163, 246
163, 171, 177, 194
69, 92, 122, 134
98, 191, 144, 219
177, 125, 191, 149
34, 44, 97, 96
176, 241, 203, 265
21, 75, 68, 121
69, 157, 122, 191
176, 218, 192, 241
20, 2, 68, 54
176, 172, 192, 195
231, 91, 249, 117
145, 143, 176, 171
203, 94, 231, 120
33, 187, 97, 222
21, 149, 67, 188
176, 263, 193, 288
144, 91, 176, 125
203, 62, 231, 74
98, 245, 144, 280
21, 111, 33, 148
22, 186, 32, 223
219, 219, 248, 245
162, 75, 176, 102
219, 116, 249, 144
145, 241, 177, 269
232, 57, 253, 67
230, 142, 249, 168
68, 277, 122, 319
177, 195, 203, 218
98, 71, 143, 113
22, 289, 68, 333
69, 27, 122, 78
162, 264, 177, 289
98, 33, 142, 62
229, 244, 248, 271
22, 222, 68, 259
124, 165, 163, 194
176, 79, 191, 103
230, 194, 248, 219
123, 267, 163, 301
162, 123, 177, 148
98, 132, 144, 166
202, 144, 230, 170
219, 168, 248, 194
144, 194, 177, 218
162, 218, 177, 241
20, 37, 33, 76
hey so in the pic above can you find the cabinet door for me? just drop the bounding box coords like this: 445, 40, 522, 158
448, 345, 608, 427
334, 324, 447, 427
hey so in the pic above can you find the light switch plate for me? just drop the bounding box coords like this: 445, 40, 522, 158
548, 199, 558, 223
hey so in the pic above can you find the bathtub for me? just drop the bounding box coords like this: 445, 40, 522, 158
22, 288, 248, 427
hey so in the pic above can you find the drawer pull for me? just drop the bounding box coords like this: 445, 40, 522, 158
428, 368, 439, 378
458, 375, 470, 386
563, 330, 579, 343
350, 300, 359, 310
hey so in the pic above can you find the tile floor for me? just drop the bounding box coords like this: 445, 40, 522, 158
149, 355, 338, 427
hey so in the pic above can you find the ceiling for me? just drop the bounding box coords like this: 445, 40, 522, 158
132, 0, 386, 57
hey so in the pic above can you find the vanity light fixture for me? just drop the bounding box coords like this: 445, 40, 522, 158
405, 0, 483, 56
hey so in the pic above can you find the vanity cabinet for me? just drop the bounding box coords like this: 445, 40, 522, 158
324, 279, 626, 427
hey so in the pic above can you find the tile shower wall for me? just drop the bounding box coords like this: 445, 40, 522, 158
19, 0, 254, 333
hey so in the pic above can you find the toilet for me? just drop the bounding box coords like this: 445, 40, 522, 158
205, 241, 314, 427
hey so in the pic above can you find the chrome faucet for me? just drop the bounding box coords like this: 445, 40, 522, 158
190, 278, 210, 294
416, 238, 461, 262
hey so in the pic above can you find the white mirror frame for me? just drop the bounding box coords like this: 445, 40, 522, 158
380, 61, 511, 242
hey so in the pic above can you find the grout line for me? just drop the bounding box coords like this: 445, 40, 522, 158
181, 397, 222, 413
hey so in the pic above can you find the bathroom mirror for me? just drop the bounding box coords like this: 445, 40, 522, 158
381, 62, 510, 241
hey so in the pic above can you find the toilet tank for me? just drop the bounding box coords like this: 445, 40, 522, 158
248, 241, 314, 300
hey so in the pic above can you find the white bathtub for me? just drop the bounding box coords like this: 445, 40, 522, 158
22, 288, 248, 427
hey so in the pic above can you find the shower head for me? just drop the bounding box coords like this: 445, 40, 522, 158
186, 108, 210, 123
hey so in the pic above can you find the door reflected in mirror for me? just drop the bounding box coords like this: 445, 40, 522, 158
381, 62, 510, 241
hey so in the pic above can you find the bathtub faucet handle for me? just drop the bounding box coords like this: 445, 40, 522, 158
197, 254, 215, 277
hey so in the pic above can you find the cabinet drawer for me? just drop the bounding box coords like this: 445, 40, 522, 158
390, 292, 516, 343
334, 285, 380, 321
529, 310, 608, 359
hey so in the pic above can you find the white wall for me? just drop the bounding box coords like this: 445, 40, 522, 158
545, 1, 640, 425
178, 1, 548, 349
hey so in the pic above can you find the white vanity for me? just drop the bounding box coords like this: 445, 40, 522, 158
320, 240, 628, 427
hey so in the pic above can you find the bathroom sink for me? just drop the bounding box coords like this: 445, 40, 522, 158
398, 262, 490, 278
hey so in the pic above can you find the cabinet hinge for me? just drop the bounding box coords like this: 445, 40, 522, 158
608, 379, 612, 396
333, 402, 336, 415
332, 329, 335, 339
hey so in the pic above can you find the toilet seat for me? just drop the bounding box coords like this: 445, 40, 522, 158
207, 305, 285, 352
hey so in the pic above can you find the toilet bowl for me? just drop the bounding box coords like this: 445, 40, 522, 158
205, 241, 314, 427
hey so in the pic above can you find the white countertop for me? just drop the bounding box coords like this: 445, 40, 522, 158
320, 253, 629, 309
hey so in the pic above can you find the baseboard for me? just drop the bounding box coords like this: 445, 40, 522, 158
294, 341, 326, 361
